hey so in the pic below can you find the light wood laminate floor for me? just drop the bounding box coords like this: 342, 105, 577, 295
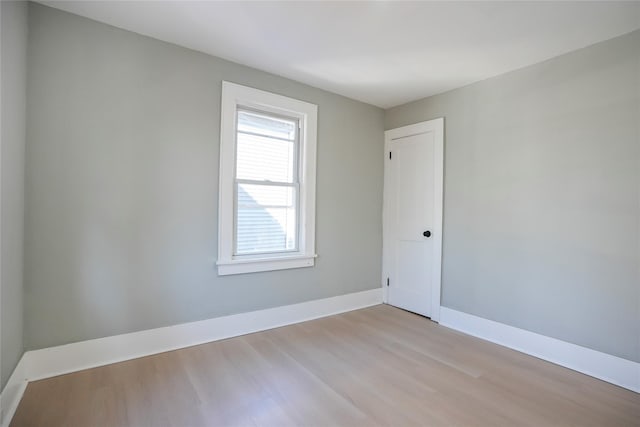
11, 304, 640, 426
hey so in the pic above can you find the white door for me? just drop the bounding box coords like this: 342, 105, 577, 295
383, 118, 444, 321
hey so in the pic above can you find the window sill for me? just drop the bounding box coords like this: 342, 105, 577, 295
217, 254, 317, 276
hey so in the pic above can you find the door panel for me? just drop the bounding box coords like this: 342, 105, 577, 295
391, 241, 432, 315
395, 134, 434, 241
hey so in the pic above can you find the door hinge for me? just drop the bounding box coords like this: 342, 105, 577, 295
387, 277, 390, 286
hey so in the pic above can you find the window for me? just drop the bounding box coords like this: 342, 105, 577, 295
217, 82, 317, 275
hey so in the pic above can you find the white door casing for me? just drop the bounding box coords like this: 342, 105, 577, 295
382, 118, 444, 321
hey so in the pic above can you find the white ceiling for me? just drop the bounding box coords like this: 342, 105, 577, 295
39, 1, 640, 108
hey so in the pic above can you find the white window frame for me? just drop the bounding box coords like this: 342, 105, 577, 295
217, 81, 317, 275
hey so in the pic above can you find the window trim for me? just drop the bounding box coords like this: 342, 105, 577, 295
217, 81, 317, 275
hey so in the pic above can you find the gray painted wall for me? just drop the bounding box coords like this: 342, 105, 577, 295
385, 30, 640, 363
1, 1, 28, 389
24, 3, 384, 350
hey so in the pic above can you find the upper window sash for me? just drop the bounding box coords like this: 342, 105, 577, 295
235, 107, 299, 185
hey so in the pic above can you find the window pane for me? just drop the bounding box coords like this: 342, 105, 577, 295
238, 110, 296, 140
236, 132, 295, 183
236, 183, 297, 255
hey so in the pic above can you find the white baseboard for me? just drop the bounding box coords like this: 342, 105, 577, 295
25, 288, 382, 382
0, 287, 382, 427
440, 307, 639, 393
0, 354, 28, 427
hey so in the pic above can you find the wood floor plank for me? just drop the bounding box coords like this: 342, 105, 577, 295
10, 304, 640, 426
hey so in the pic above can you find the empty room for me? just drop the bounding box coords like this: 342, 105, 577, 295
1, 1, 639, 426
